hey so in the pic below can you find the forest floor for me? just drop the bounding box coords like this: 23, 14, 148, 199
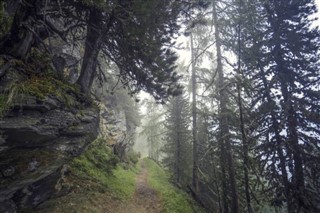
106, 160, 163, 213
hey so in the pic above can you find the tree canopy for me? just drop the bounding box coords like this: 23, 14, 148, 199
0, 0, 202, 101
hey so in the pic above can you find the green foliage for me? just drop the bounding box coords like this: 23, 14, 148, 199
105, 165, 138, 200
70, 138, 137, 200
0, 51, 87, 117
28, 138, 139, 213
4, 73, 83, 111
71, 138, 118, 176
162, 94, 192, 186
144, 158, 204, 213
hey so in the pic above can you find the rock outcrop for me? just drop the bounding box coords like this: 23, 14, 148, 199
0, 86, 99, 212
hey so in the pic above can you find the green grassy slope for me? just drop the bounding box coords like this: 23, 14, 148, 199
144, 158, 205, 213
32, 138, 139, 213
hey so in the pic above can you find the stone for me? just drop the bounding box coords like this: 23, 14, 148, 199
0, 89, 100, 212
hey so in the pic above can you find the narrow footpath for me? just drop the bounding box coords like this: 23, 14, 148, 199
112, 160, 163, 213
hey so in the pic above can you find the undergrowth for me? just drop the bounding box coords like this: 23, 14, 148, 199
70, 138, 138, 200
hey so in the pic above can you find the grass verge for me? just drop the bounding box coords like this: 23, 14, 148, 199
144, 158, 205, 213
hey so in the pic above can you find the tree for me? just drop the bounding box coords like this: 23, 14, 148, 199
190, 32, 200, 193
235, 0, 320, 211
162, 93, 192, 185
234, 0, 253, 212
263, 1, 320, 211
0, 0, 187, 100
212, 1, 239, 212
78, 0, 185, 98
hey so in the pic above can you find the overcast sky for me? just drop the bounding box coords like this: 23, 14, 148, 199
315, 0, 320, 26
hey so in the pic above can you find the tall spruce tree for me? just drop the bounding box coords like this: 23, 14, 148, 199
162, 94, 192, 186
264, 2, 320, 211
236, 0, 320, 211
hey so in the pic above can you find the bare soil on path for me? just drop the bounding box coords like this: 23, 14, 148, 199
110, 160, 163, 213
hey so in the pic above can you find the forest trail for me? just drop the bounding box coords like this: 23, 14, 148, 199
111, 160, 163, 213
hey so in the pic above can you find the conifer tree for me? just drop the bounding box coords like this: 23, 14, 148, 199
234, 0, 320, 211
0, 0, 188, 100
162, 94, 192, 186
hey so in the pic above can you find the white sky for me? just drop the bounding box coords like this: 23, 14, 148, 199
316, 0, 320, 18
312, 0, 320, 27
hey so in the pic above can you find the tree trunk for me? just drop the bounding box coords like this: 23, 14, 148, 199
237, 52, 252, 213
236, 1, 252, 211
264, 3, 305, 209
276, 45, 305, 211
190, 33, 199, 194
257, 61, 292, 212
77, 9, 103, 95
212, 1, 239, 212
176, 123, 181, 184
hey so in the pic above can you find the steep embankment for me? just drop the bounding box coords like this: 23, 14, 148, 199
33, 140, 204, 213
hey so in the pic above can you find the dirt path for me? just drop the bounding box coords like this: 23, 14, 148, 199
112, 160, 163, 213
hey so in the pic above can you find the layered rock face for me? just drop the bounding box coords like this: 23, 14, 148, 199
0, 90, 99, 212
